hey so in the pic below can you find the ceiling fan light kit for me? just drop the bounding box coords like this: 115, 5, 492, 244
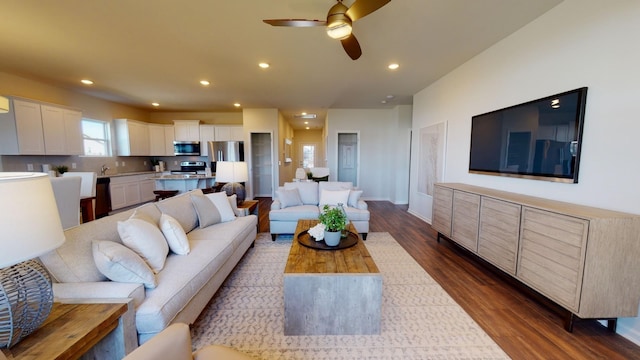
263, 0, 391, 60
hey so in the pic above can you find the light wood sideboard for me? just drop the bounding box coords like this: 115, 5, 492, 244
432, 183, 640, 330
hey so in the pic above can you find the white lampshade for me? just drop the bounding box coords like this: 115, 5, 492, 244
0, 96, 9, 113
216, 161, 248, 183
0, 172, 65, 267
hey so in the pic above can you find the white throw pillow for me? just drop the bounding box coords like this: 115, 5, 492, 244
348, 190, 363, 208
319, 189, 350, 207
92, 240, 157, 289
277, 188, 303, 208
205, 192, 236, 222
117, 218, 169, 273
191, 194, 222, 228
160, 213, 190, 255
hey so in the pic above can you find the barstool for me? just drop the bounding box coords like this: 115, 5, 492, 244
153, 190, 179, 202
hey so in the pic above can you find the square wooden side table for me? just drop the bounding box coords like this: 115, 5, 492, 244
1, 302, 127, 360
238, 199, 259, 228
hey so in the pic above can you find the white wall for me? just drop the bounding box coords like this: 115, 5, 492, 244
327, 107, 411, 203
409, 0, 640, 344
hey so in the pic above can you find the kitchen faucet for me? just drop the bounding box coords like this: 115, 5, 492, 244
100, 164, 110, 176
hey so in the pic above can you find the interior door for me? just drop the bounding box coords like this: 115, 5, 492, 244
250, 132, 273, 197
338, 132, 358, 186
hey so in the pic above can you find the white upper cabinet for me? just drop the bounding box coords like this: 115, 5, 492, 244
214, 125, 243, 141
115, 119, 150, 156
41, 105, 83, 155
173, 120, 200, 141
199, 125, 215, 156
149, 124, 174, 156
0, 97, 82, 155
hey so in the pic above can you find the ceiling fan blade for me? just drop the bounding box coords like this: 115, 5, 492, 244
346, 0, 391, 22
263, 19, 326, 27
341, 34, 362, 60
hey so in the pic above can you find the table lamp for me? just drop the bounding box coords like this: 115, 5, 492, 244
216, 161, 248, 205
0, 172, 65, 348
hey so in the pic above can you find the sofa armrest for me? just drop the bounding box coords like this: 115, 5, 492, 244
53, 282, 146, 308
356, 200, 368, 210
271, 200, 282, 210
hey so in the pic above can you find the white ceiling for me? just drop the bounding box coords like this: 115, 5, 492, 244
0, 0, 561, 129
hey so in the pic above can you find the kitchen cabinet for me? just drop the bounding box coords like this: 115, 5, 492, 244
148, 124, 174, 156
41, 105, 83, 155
199, 125, 215, 157
109, 174, 155, 210
114, 119, 150, 156
432, 183, 640, 329
0, 97, 82, 155
214, 125, 243, 141
173, 120, 200, 141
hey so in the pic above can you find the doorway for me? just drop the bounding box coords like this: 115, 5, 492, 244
250, 132, 273, 197
337, 132, 359, 186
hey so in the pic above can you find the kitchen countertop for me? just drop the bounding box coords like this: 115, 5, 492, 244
150, 174, 216, 180
97, 171, 156, 179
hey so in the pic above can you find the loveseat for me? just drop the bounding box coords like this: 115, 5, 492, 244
269, 181, 369, 240
39, 189, 257, 348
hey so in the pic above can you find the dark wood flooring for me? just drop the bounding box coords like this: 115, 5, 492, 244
255, 197, 640, 359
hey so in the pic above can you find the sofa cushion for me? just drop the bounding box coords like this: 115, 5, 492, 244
284, 182, 319, 205
269, 205, 320, 221
276, 188, 303, 208
92, 240, 157, 289
191, 194, 222, 228
156, 191, 199, 233
319, 189, 350, 206
348, 190, 363, 208
118, 218, 169, 273
205, 192, 236, 222
160, 214, 190, 255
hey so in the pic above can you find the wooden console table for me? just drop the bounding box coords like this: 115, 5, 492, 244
2, 302, 127, 360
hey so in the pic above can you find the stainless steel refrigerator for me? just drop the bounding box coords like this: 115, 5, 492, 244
207, 141, 244, 172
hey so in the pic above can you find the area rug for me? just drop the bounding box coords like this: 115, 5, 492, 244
191, 232, 510, 359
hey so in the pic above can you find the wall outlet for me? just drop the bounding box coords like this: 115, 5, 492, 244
122, 161, 126, 167
27, 163, 34, 171
115, 161, 119, 167
143, 161, 147, 166
71, 163, 77, 169
174, 161, 178, 165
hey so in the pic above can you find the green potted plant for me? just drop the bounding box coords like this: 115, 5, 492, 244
54, 165, 68, 175
318, 204, 347, 246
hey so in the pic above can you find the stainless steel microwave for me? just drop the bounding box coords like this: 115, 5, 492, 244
173, 141, 201, 156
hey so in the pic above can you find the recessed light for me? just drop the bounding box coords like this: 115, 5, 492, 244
306, 127, 310, 130
81, 79, 93, 85
388, 63, 399, 70
200, 80, 210, 86
381, 100, 387, 104
152, 102, 160, 107
258, 62, 270, 69
301, 112, 307, 116
386, 95, 395, 99
304, 121, 309, 125
233, 103, 241, 107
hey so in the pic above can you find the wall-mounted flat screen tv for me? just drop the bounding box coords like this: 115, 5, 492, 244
469, 87, 588, 183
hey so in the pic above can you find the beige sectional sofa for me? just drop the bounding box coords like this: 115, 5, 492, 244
39, 189, 257, 348
269, 181, 369, 240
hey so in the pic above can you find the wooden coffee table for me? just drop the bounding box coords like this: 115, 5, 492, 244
283, 219, 382, 335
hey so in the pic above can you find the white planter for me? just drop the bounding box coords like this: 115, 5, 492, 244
324, 230, 341, 246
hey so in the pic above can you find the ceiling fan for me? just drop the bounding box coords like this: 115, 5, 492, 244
263, 0, 391, 60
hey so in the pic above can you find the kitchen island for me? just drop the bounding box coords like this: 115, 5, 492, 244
151, 174, 216, 193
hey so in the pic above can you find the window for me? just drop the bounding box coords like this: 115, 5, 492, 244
302, 144, 315, 168
82, 119, 111, 156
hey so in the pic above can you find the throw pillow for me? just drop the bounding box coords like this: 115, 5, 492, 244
159, 213, 190, 255
191, 194, 221, 228
319, 189, 350, 207
117, 218, 169, 273
284, 182, 319, 205
348, 190, 363, 208
92, 240, 157, 289
205, 192, 236, 222
277, 188, 303, 208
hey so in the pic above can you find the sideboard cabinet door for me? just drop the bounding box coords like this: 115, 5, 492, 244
451, 191, 480, 252
478, 197, 521, 275
517, 207, 589, 312
432, 185, 453, 237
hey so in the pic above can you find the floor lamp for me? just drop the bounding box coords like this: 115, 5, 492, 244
0, 172, 66, 348
216, 161, 249, 205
